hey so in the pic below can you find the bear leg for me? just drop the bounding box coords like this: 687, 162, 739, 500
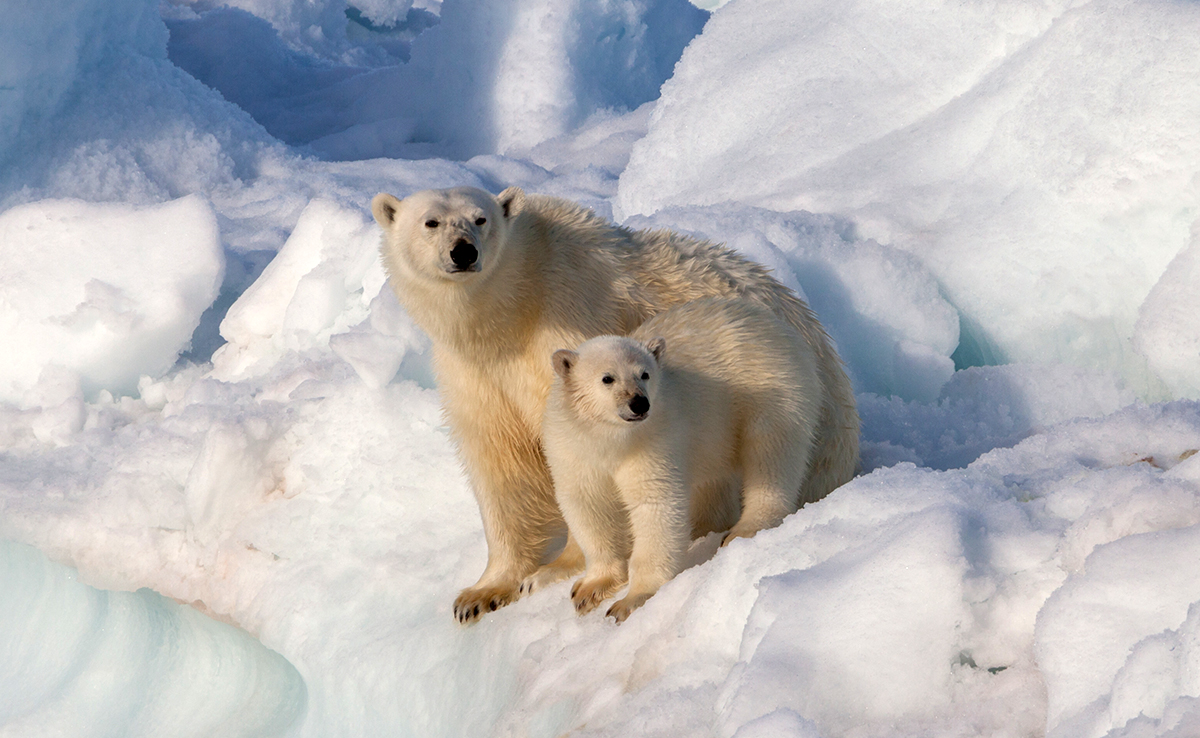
724, 416, 812, 544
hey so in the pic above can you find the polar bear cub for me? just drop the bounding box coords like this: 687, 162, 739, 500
542, 297, 822, 621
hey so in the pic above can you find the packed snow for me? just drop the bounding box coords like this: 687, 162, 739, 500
1, 0, 1199, 736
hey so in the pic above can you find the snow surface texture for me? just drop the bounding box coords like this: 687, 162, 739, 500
617, 0, 1200, 401
2, 0, 1200, 736
0, 196, 224, 404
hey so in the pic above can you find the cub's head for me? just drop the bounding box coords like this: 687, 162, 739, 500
371, 186, 526, 286
552, 336, 666, 427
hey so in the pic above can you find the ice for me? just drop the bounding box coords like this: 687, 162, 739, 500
617, 0, 1200, 399
4, 0, 1200, 735
0, 539, 304, 737
0, 196, 223, 404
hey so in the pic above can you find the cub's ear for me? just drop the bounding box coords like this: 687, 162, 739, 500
372, 193, 403, 227
497, 187, 526, 219
552, 349, 578, 380
646, 337, 666, 363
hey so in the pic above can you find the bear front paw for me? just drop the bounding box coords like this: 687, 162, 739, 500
570, 574, 624, 615
519, 557, 583, 596
606, 592, 653, 623
453, 584, 519, 624
721, 522, 764, 546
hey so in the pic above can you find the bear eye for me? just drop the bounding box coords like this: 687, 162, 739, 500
641, 372, 649, 380
602, 375, 614, 385
475, 217, 487, 226
425, 219, 439, 228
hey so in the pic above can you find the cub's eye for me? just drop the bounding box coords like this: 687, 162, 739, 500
641, 372, 649, 380
475, 217, 487, 226
425, 219, 439, 228
602, 375, 614, 385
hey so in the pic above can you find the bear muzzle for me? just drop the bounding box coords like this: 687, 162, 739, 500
449, 239, 480, 272
623, 394, 650, 422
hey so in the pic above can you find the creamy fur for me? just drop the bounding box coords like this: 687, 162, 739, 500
543, 298, 822, 621
370, 186, 859, 623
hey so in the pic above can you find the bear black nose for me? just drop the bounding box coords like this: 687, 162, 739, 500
629, 395, 649, 416
450, 239, 478, 270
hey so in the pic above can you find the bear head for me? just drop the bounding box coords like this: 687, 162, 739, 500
371, 186, 526, 286
552, 335, 666, 427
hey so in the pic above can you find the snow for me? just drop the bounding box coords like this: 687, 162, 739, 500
0, 196, 224, 404
2, 0, 1200, 736
616, 0, 1200, 400
163, 0, 705, 160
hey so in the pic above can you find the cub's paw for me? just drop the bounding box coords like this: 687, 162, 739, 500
519, 563, 575, 596
453, 584, 518, 624
606, 592, 653, 623
721, 523, 763, 547
570, 574, 624, 615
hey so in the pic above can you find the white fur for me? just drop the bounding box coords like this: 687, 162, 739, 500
371, 186, 858, 624
543, 298, 822, 621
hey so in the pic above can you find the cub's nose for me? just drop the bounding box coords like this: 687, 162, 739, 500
450, 239, 478, 270
629, 395, 649, 417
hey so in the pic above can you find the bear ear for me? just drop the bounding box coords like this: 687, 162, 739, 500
371, 193, 403, 228
497, 187, 526, 219
646, 337, 666, 363
552, 349, 578, 379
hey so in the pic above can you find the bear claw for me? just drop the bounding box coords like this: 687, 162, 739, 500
453, 584, 519, 624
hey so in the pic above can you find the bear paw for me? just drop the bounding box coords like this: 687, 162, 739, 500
453, 584, 519, 624
519, 545, 585, 596
519, 564, 575, 596
570, 574, 624, 615
606, 592, 653, 623
721, 523, 764, 546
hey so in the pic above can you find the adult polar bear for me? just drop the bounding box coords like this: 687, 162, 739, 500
371, 186, 858, 623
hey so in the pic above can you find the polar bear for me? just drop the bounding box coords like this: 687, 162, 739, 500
543, 298, 821, 622
370, 186, 858, 623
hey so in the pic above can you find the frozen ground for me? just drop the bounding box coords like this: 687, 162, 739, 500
2, 0, 1200, 736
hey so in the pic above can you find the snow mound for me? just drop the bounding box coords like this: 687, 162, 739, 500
617, 0, 1200, 399
210, 197, 432, 388
0, 196, 223, 406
